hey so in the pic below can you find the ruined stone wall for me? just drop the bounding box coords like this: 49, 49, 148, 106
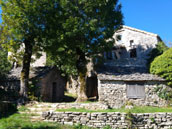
31, 52, 46, 67
40, 68, 66, 102
98, 80, 168, 108
43, 111, 172, 129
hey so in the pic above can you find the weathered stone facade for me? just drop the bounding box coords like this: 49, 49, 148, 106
98, 80, 168, 108
42, 111, 172, 129
97, 26, 169, 109
38, 67, 66, 102
104, 25, 162, 67
0, 67, 66, 102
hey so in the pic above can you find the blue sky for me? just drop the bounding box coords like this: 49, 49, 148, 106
119, 0, 172, 46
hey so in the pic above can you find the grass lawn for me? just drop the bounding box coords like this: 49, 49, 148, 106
0, 113, 93, 129
56, 106, 172, 113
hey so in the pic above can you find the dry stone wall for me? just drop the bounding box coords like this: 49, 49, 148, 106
42, 111, 172, 129
98, 80, 168, 109
55, 103, 108, 110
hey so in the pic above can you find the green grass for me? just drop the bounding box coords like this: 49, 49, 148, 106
0, 113, 94, 129
56, 106, 172, 113
18, 105, 30, 112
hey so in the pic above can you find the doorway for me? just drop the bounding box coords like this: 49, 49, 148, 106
86, 76, 98, 100
52, 82, 57, 102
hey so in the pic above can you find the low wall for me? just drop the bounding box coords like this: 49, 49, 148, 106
55, 103, 108, 110
0, 101, 16, 117
42, 111, 172, 129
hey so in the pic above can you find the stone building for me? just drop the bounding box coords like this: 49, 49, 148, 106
0, 67, 66, 102
97, 26, 170, 108
66, 26, 169, 106
97, 66, 168, 108
104, 25, 162, 67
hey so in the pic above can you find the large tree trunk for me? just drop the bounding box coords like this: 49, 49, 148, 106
76, 72, 88, 102
75, 48, 88, 102
19, 39, 33, 104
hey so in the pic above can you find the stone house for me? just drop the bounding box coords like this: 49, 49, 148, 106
97, 66, 168, 108
3, 25, 169, 106
104, 25, 162, 67
0, 67, 66, 102
97, 26, 170, 108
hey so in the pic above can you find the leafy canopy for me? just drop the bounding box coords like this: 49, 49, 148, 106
46, 0, 123, 75
0, 0, 54, 60
148, 41, 168, 66
0, 49, 11, 78
150, 47, 172, 86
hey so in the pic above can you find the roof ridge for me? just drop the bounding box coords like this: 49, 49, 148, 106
122, 25, 159, 37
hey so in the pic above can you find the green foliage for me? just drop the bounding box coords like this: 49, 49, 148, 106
150, 117, 155, 123
103, 125, 112, 129
73, 124, 93, 129
148, 41, 168, 67
126, 111, 133, 129
45, 0, 123, 76
150, 48, 172, 86
0, 49, 11, 78
154, 85, 172, 102
28, 79, 40, 101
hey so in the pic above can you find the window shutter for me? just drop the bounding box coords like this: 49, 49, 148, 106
127, 83, 145, 99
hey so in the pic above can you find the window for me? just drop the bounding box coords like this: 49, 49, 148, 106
130, 40, 134, 46
130, 48, 137, 58
116, 35, 122, 41
126, 82, 145, 99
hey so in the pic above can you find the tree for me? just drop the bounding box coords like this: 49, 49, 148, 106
148, 41, 168, 67
45, 0, 123, 102
0, 49, 11, 79
0, 0, 56, 102
150, 47, 172, 86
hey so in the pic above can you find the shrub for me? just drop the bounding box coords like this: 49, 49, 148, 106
150, 47, 172, 86
148, 42, 168, 67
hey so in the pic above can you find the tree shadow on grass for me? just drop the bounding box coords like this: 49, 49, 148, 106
62, 95, 76, 102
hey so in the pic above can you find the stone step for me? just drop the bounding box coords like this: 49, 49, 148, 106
19, 111, 43, 115
30, 116, 43, 122
27, 107, 55, 112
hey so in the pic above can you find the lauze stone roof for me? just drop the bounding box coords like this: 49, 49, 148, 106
6, 66, 53, 80
97, 66, 165, 81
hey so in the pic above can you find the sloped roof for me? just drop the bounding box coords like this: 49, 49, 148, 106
6, 66, 53, 81
116, 26, 161, 40
97, 66, 165, 82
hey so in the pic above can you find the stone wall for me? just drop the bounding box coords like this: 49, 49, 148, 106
55, 102, 108, 110
40, 68, 66, 102
114, 26, 159, 59
104, 26, 161, 68
98, 80, 168, 108
42, 111, 172, 129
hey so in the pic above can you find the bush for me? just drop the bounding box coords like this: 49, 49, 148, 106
150, 47, 172, 86
148, 42, 168, 67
